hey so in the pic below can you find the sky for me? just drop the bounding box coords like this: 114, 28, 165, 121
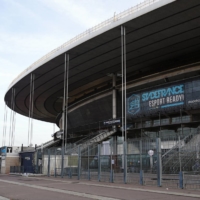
0, 0, 142, 147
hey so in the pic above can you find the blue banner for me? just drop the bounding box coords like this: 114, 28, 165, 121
128, 84, 185, 116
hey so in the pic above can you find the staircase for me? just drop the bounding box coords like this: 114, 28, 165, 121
37, 139, 60, 150
153, 127, 200, 174
66, 129, 116, 154
162, 128, 200, 173
162, 150, 197, 173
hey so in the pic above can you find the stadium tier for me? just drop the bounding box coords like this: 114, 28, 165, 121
4, 0, 200, 140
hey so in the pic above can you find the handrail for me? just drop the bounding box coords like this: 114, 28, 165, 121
161, 127, 200, 172
36, 139, 59, 149
9, 0, 161, 89
153, 127, 200, 171
37, 118, 119, 149
66, 129, 115, 154
74, 131, 101, 146
162, 128, 198, 160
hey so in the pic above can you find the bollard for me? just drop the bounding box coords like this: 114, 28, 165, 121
88, 169, 90, 180
140, 170, 144, 185
47, 149, 50, 177
69, 167, 72, 179
179, 171, 184, 189
98, 144, 101, 182
110, 169, 114, 183
55, 168, 56, 177
123, 141, 127, 184
77, 145, 81, 180
156, 138, 162, 187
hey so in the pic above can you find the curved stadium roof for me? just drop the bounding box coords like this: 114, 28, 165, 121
5, 0, 200, 123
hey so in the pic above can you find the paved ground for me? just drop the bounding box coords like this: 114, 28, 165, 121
0, 175, 200, 200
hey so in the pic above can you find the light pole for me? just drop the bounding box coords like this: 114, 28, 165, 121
148, 149, 154, 172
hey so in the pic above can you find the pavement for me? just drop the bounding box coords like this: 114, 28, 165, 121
0, 175, 200, 200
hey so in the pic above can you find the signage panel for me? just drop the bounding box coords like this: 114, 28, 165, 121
1, 147, 6, 156
7, 147, 12, 153
103, 119, 121, 126
127, 78, 200, 117
142, 84, 184, 110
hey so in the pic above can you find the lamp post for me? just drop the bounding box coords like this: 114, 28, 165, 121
148, 149, 154, 172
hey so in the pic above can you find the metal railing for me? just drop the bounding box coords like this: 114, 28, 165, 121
41, 130, 200, 190
66, 129, 116, 154
10, 166, 24, 174
9, 0, 161, 88
10, 165, 42, 174
160, 128, 200, 173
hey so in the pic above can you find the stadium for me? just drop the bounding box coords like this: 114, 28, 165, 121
2, 0, 200, 185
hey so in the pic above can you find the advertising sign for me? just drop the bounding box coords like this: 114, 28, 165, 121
142, 84, 184, 109
103, 119, 121, 126
7, 147, 12, 153
1, 147, 6, 156
128, 94, 140, 115
128, 84, 185, 116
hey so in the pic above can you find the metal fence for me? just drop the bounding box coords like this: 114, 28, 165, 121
10, 166, 24, 174
10, 165, 42, 174
34, 127, 200, 190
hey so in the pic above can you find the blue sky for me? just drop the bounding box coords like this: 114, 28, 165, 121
0, 0, 141, 147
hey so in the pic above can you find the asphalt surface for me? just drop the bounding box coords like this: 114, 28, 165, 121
0, 175, 200, 200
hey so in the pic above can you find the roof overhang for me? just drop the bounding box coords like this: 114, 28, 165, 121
5, 0, 200, 123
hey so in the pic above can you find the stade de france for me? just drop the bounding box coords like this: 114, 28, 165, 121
1, 0, 200, 187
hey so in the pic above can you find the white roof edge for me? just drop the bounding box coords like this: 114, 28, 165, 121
6, 0, 176, 94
